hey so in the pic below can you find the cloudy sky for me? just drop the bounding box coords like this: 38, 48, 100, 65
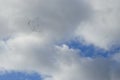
0, 0, 120, 80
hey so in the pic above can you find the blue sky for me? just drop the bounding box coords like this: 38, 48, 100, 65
0, 71, 41, 80
0, 0, 120, 80
67, 39, 120, 58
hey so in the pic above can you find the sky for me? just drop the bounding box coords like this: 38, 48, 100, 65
0, 0, 120, 80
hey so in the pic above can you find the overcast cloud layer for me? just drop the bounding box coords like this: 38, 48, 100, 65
0, 0, 120, 80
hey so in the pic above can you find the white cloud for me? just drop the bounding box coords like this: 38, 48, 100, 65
76, 0, 120, 49
0, 0, 120, 80
0, 42, 119, 80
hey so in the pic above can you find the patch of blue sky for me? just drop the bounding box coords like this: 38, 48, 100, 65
65, 39, 120, 58
0, 71, 41, 80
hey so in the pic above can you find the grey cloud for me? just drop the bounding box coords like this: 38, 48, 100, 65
10, 0, 92, 41
0, 0, 120, 80
111, 63, 120, 80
